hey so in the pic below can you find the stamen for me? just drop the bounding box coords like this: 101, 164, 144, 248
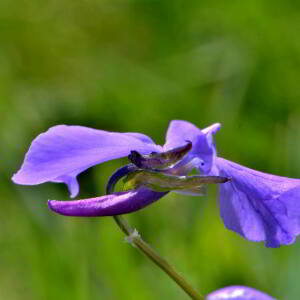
128, 141, 192, 171
107, 144, 229, 195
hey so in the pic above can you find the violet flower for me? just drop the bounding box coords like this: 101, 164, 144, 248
12, 121, 222, 214
12, 120, 300, 247
206, 286, 276, 300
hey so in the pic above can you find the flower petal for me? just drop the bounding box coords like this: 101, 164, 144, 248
206, 286, 276, 300
125, 132, 157, 144
164, 120, 221, 174
164, 120, 204, 149
12, 125, 162, 197
216, 157, 300, 247
48, 187, 166, 216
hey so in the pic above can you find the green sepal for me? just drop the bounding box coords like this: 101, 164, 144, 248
123, 169, 229, 193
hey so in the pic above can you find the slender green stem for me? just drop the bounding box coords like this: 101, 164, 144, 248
112, 215, 204, 300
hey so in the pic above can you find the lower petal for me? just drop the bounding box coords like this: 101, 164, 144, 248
216, 157, 300, 247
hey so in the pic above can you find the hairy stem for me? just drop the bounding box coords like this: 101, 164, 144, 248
112, 215, 204, 300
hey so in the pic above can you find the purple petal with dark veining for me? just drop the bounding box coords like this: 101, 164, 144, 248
206, 286, 276, 300
12, 125, 161, 198
216, 157, 300, 247
48, 187, 167, 217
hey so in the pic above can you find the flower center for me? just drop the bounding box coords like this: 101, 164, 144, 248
128, 141, 192, 171
106, 142, 229, 195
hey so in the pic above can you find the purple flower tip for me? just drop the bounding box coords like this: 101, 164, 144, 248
206, 286, 276, 300
48, 188, 166, 217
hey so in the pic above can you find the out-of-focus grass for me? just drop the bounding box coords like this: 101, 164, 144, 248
1, 0, 300, 299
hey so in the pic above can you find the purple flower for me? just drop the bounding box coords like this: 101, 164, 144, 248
12, 120, 300, 247
206, 286, 276, 300
12, 121, 220, 216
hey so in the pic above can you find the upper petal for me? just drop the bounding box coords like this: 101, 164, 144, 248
206, 286, 276, 300
48, 187, 167, 216
216, 157, 300, 247
164, 120, 204, 149
12, 125, 162, 197
164, 120, 221, 174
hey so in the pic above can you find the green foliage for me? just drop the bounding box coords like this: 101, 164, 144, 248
1, 0, 300, 299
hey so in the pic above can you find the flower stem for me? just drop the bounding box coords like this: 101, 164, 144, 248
112, 215, 204, 300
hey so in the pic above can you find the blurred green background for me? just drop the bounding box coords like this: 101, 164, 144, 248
1, 0, 300, 299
